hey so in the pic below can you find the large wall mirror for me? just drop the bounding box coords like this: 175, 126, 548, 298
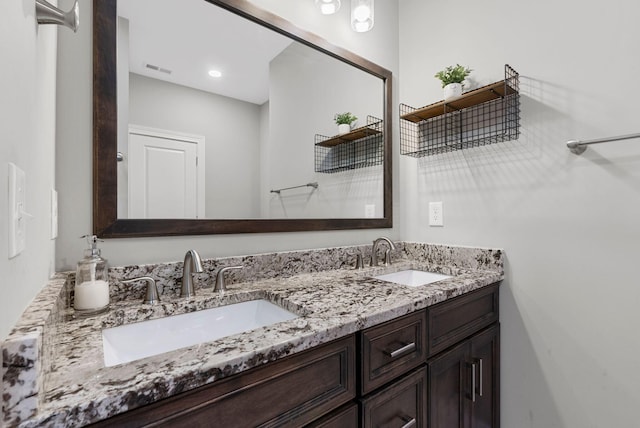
93, 0, 392, 237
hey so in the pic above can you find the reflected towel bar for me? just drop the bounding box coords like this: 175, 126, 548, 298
567, 132, 640, 154
270, 182, 318, 194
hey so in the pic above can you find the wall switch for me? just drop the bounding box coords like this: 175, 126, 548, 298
365, 204, 375, 218
429, 201, 444, 227
8, 163, 27, 258
51, 189, 58, 240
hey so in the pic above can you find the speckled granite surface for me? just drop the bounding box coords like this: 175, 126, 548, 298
2, 242, 503, 427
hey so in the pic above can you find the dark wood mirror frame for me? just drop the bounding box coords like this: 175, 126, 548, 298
93, 0, 392, 238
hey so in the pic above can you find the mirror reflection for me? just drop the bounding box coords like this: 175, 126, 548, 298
116, 0, 385, 220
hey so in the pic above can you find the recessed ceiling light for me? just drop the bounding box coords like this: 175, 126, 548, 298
208, 70, 222, 78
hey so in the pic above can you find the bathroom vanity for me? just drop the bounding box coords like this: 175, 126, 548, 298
1, 243, 503, 427
90, 284, 498, 427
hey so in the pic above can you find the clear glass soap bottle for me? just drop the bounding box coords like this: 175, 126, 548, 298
74, 235, 109, 315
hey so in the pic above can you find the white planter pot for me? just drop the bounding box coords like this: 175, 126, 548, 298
338, 124, 351, 135
443, 83, 463, 101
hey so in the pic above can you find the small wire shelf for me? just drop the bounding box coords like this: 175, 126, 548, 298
400, 64, 520, 157
315, 116, 384, 173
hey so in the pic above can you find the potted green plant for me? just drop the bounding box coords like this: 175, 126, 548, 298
334, 112, 358, 135
434, 64, 472, 101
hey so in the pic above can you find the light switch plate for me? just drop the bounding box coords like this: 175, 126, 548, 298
429, 201, 443, 227
8, 163, 26, 258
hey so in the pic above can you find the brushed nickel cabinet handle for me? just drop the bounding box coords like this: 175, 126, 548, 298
385, 342, 416, 358
471, 362, 477, 403
477, 358, 483, 397
400, 417, 417, 428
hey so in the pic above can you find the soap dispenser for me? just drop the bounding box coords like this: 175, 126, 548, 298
74, 235, 109, 315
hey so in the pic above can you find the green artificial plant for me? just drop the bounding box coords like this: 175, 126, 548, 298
334, 112, 358, 125
434, 64, 472, 88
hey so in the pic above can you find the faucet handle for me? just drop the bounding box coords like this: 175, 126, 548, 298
384, 249, 392, 266
355, 250, 364, 269
122, 276, 160, 305
214, 265, 243, 292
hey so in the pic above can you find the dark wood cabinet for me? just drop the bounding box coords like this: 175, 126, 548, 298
90, 284, 500, 427
427, 324, 500, 428
91, 335, 355, 428
360, 367, 427, 428
305, 403, 359, 427
360, 310, 427, 395
426, 284, 499, 357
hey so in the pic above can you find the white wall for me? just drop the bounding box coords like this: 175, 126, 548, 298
128, 73, 261, 218
55, 1, 400, 270
0, 2, 58, 340
267, 42, 384, 218
399, 0, 640, 426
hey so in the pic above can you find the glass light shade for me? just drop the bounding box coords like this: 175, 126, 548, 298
351, 0, 374, 32
315, 0, 341, 15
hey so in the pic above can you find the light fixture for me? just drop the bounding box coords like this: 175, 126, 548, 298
315, 0, 341, 15
208, 70, 222, 78
351, 0, 374, 32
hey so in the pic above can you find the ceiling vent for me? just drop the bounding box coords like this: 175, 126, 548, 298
144, 63, 172, 75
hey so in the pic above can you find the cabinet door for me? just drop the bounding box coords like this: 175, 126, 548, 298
427, 325, 500, 428
470, 324, 499, 428
427, 340, 470, 428
361, 367, 428, 428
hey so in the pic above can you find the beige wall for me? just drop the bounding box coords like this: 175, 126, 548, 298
399, 0, 640, 426
0, 1, 58, 339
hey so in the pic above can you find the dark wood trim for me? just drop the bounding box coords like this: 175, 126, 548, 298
92, 0, 393, 238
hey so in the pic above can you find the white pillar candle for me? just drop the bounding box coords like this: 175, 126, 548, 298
74, 280, 110, 310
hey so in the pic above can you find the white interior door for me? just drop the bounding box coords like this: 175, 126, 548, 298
128, 126, 205, 219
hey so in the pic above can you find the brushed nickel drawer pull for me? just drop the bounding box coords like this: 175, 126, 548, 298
471, 362, 477, 403
400, 417, 417, 428
477, 358, 483, 397
385, 342, 416, 358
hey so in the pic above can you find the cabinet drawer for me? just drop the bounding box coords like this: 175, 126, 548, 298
427, 284, 499, 357
305, 403, 358, 427
360, 367, 427, 428
92, 335, 355, 428
360, 311, 427, 395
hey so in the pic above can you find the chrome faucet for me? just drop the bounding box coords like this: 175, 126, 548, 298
370, 237, 396, 267
181, 250, 203, 298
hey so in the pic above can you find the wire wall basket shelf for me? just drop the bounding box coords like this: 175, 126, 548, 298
315, 115, 384, 173
400, 64, 520, 157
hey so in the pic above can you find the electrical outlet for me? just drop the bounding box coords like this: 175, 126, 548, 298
364, 204, 375, 218
8, 163, 27, 258
429, 201, 443, 227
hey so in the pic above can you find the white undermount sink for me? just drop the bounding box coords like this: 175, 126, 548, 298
374, 270, 452, 287
102, 299, 299, 367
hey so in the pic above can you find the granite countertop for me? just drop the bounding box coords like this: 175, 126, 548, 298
3, 243, 504, 427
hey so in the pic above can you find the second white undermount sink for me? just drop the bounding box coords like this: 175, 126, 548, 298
102, 299, 298, 367
374, 270, 452, 287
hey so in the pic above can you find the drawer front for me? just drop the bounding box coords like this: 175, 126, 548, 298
360, 311, 427, 395
92, 336, 355, 428
427, 284, 499, 357
361, 367, 428, 428
305, 403, 358, 427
